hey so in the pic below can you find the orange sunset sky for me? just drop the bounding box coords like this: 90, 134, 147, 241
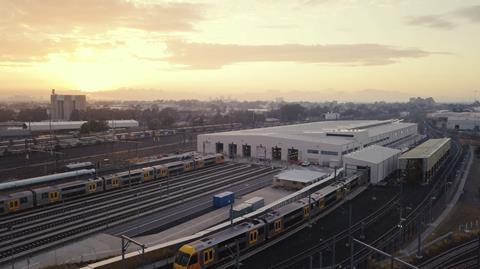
0, 0, 479, 102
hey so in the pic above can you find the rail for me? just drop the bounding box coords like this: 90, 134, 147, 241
81, 168, 344, 268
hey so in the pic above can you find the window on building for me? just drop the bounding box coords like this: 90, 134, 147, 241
307, 149, 319, 154
321, 150, 338, 156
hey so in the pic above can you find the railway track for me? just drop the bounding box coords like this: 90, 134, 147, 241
267, 192, 401, 269
0, 164, 263, 241
265, 124, 467, 269
336, 126, 465, 267
419, 238, 479, 269
0, 163, 238, 227
0, 163, 280, 264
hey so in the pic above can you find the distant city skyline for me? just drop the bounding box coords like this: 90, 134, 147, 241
0, 0, 479, 102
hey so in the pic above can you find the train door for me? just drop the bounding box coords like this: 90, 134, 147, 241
272, 146, 282, 161
249, 230, 259, 245
8, 199, 19, 211
336, 188, 343, 200
184, 162, 193, 172
202, 248, 215, 266
143, 168, 154, 181
195, 159, 205, 168
88, 182, 97, 193
303, 206, 310, 218
49, 191, 60, 202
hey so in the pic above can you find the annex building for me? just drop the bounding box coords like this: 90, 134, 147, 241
197, 119, 417, 167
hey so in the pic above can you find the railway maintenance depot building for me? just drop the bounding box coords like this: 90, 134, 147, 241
197, 120, 417, 168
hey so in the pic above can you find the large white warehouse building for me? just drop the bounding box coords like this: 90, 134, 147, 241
197, 120, 417, 167
428, 111, 480, 131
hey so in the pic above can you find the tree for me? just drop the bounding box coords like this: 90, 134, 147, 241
279, 104, 306, 122
17, 107, 48, 122
147, 118, 162, 130
80, 120, 109, 134
0, 109, 15, 122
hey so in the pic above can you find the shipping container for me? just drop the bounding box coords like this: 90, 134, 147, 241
231, 203, 253, 218
213, 191, 234, 208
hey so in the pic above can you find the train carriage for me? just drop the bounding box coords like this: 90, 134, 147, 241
88, 178, 103, 193
142, 167, 155, 182
165, 161, 185, 175
183, 160, 194, 172
0, 191, 34, 214
203, 155, 217, 166
215, 153, 225, 164
153, 164, 169, 178
103, 174, 120, 190
174, 220, 266, 269
0, 153, 225, 216
116, 170, 143, 186
57, 180, 89, 199
194, 158, 205, 169
32, 186, 61, 206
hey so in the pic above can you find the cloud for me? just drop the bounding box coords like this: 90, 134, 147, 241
0, 0, 204, 62
455, 5, 480, 23
406, 5, 480, 30
162, 39, 432, 69
405, 15, 456, 29
0, 0, 204, 33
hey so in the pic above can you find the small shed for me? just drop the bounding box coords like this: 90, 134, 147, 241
343, 145, 401, 184
273, 170, 329, 190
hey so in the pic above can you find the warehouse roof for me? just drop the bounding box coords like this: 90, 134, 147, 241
275, 169, 329, 183
201, 120, 415, 146
399, 138, 451, 159
344, 145, 401, 164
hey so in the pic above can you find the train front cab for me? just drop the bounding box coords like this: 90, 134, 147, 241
174, 245, 201, 269
215, 154, 224, 164
1, 191, 34, 214
194, 158, 205, 169
183, 161, 193, 172
142, 167, 154, 182
153, 165, 168, 178
103, 175, 120, 190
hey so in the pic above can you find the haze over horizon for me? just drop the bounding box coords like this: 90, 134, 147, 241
1, 0, 479, 102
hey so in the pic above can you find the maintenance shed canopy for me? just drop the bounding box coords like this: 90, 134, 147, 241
343, 145, 401, 184
273, 169, 329, 190
399, 138, 451, 159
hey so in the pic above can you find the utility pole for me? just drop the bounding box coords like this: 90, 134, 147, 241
10, 226, 14, 269
332, 235, 336, 269
416, 221, 423, 259
121, 235, 146, 269
349, 200, 354, 269
235, 239, 240, 269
